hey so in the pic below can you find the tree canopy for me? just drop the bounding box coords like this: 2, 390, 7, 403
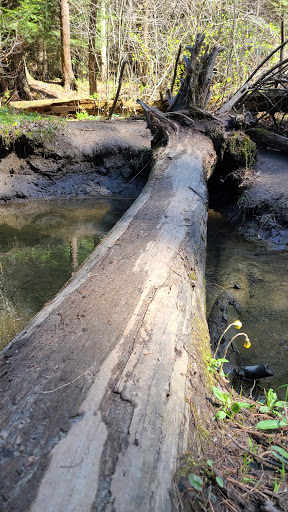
0, 0, 286, 102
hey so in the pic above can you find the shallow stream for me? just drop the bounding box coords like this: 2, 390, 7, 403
207, 210, 288, 399
0, 196, 133, 350
0, 201, 287, 399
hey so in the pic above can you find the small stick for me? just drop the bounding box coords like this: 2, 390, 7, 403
40, 371, 89, 394
107, 58, 128, 120
226, 433, 282, 469
170, 44, 182, 95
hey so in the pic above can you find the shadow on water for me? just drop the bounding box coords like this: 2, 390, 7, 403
206, 210, 288, 399
0, 196, 134, 350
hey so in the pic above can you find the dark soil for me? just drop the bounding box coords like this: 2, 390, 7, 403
0, 119, 152, 202
225, 149, 288, 250
175, 377, 288, 512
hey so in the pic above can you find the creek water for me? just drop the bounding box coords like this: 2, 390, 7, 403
1, 201, 287, 399
0, 196, 133, 350
206, 210, 288, 399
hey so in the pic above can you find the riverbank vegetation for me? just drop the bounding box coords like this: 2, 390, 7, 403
0, 0, 287, 105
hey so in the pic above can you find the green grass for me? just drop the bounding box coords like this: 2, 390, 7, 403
0, 106, 62, 145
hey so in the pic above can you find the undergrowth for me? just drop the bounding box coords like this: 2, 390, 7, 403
0, 106, 62, 146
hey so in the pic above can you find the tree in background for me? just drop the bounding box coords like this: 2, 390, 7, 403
88, 0, 98, 95
60, 0, 76, 89
0, 0, 287, 102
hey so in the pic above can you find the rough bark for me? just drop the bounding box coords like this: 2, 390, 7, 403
88, 0, 98, 96
167, 34, 223, 112
246, 127, 288, 154
15, 58, 32, 100
0, 129, 216, 511
60, 0, 76, 90
0, 64, 8, 94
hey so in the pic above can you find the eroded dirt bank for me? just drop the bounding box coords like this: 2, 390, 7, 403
0, 119, 152, 201
226, 148, 288, 249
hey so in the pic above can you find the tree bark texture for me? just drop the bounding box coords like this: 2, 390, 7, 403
88, 0, 98, 95
15, 58, 32, 100
60, 0, 75, 90
246, 127, 288, 154
0, 130, 216, 512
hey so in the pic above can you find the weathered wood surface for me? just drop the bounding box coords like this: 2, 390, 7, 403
246, 127, 288, 154
0, 129, 216, 512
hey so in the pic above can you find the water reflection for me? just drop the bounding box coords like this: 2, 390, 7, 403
0, 196, 133, 349
207, 210, 288, 398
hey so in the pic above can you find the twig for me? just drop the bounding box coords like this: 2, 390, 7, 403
40, 371, 89, 394
170, 44, 182, 95
249, 379, 256, 399
60, 457, 84, 468
226, 433, 282, 469
244, 38, 288, 84
107, 58, 128, 120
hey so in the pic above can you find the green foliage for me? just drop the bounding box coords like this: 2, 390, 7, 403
258, 388, 288, 416
188, 473, 203, 491
0, 106, 61, 145
207, 357, 228, 377
75, 110, 101, 121
269, 446, 288, 466
225, 133, 256, 170
256, 418, 288, 430
212, 386, 254, 420
255, 388, 288, 430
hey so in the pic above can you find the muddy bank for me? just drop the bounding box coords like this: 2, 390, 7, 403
0, 120, 152, 201
227, 149, 288, 249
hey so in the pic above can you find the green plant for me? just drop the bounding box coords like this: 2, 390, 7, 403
240, 452, 254, 483
214, 320, 242, 357
270, 446, 288, 466
0, 106, 61, 145
272, 451, 287, 493
207, 357, 228, 377
258, 389, 286, 417
188, 473, 203, 491
75, 110, 101, 121
212, 386, 253, 420
256, 418, 288, 430
90, 92, 99, 100
255, 387, 288, 430
219, 329, 251, 376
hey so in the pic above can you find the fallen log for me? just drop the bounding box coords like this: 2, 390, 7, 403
0, 127, 216, 511
246, 127, 288, 154
10, 97, 167, 117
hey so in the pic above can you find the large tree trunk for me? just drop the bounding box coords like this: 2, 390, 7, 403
0, 129, 216, 512
60, 0, 76, 90
88, 0, 98, 95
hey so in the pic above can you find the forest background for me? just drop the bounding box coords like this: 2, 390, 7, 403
0, 0, 287, 108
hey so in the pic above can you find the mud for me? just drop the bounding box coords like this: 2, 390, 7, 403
0, 120, 152, 202
226, 149, 288, 249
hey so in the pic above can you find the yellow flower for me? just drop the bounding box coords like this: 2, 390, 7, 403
244, 335, 251, 349
234, 320, 242, 329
